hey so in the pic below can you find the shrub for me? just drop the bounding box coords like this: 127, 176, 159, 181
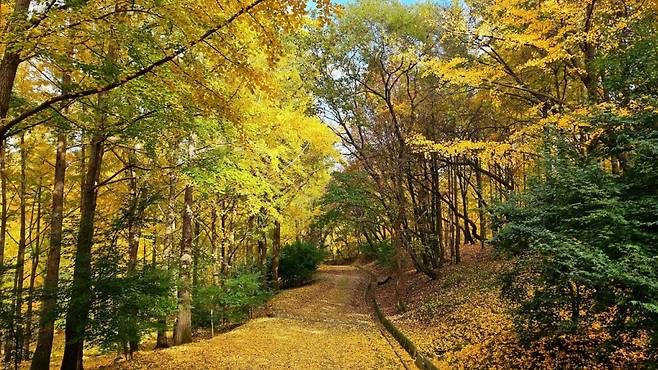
278, 241, 325, 288
359, 240, 395, 267
193, 270, 270, 328
491, 123, 658, 356
86, 250, 177, 353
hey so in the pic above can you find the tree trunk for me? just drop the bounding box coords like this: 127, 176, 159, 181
24, 180, 43, 358
0, 0, 31, 125
173, 184, 193, 346
452, 163, 461, 263
272, 220, 281, 290
192, 219, 200, 288
211, 206, 219, 286
31, 130, 67, 369
0, 138, 6, 278
475, 160, 486, 249
60, 133, 105, 370
7, 133, 28, 364
430, 155, 443, 266
126, 148, 141, 272
125, 147, 143, 356
459, 165, 474, 245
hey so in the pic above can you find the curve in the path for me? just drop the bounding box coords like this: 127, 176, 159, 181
97, 265, 412, 370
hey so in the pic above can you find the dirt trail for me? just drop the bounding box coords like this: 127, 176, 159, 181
94, 265, 412, 369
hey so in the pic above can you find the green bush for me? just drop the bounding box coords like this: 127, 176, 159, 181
491, 124, 658, 353
193, 270, 270, 328
278, 241, 326, 288
359, 240, 395, 267
86, 249, 177, 353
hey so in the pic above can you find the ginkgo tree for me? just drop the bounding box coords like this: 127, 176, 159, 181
0, 0, 337, 369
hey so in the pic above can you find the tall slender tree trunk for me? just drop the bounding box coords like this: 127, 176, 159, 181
459, 166, 474, 245
272, 220, 281, 290
452, 163, 461, 263
0, 0, 31, 361
211, 206, 219, 286
192, 219, 200, 288
31, 71, 70, 369
245, 216, 254, 266
155, 173, 177, 349
174, 134, 197, 346
221, 210, 228, 275
430, 155, 443, 266
60, 133, 105, 370
125, 147, 143, 356
475, 160, 486, 249
0, 138, 6, 360
24, 180, 43, 358
127, 148, 141, 271
0, 139, 6, 277
173, 184, 193, 346
9, 133, 28, 363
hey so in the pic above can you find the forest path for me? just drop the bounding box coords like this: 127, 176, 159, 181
96, 265, 412, 369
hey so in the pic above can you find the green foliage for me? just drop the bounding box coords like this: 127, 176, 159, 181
315, 170, 385, 242
86, 248, 176, 353
491, 24, 658, 358
492, 118, 658, 352
278, 241, 326, 288
193, 270, 271, 328
359, 240, 396, 267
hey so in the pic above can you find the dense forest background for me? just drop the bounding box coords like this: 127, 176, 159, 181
0, 0, 656, 369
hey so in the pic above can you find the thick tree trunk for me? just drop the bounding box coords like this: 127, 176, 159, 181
60, 133, 104, 370
0, 0, 31, 125
31, 130, 67, 369
173, 184, 193, 346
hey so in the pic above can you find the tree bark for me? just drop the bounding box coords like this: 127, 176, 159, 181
24, 179, 43, 358
475, 159, 486, 248
8, 133, 28, 363
0, 0, 31, 126
173, 184, 193, 346
155, 173, 177, 349
60, 133, 105, 370
0, 139, 7, 278
31, 131, 67, 370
